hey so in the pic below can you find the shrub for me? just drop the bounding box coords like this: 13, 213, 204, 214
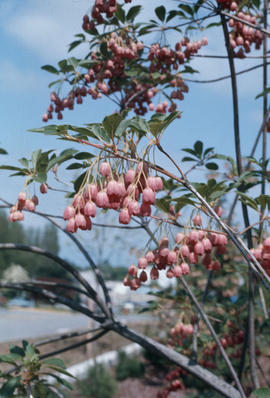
115, 351, 145, 381
77, 362, 117, 398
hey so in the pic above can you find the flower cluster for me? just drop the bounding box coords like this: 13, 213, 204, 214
63, 161, 163, 233
250, 236, 270, 276
123, 219, 228, 290
9, 184, 48, 222
42, 12, 208, 121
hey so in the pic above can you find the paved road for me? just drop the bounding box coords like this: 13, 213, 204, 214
0, 308, 89, 343
0, 308, 154, 343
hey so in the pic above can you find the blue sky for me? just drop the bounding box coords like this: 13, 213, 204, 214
0, 0, 267, 269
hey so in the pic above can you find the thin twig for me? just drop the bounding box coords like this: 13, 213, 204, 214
40, 330, 109, 360
0, 282, 104, 322
35, 326, 105, 347
185, 62, 270, 84
0, 243, 109, 317
180, 276, 246, 398
192, 270, 214, 362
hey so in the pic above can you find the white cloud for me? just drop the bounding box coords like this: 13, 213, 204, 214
3, 0, 90, 62
3, 0, 177, 63
0, 60, 43, 92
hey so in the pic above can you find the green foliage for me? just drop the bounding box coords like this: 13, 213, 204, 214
115, 351, 144, 380
77, 363, 117, 398
182, 140, 218, 170
0, 341, 72, 397
252, 388, 270, 398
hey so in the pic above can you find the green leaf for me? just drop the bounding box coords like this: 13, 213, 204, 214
166, 10, 178, 22
237, 192, 258, 211
194, 140, 203, 157
66, 162, 85, 170
115, 4, 125, 23
115, 119, 132, 137
74, 152, 94, 160
174, 196, 195, 212
33, 382, 60, 398
47, 148, 77, 171
73, 171, 87, 193
126, 5, 141, 21
58, 59, 74, 73
68, 40, 82, 52
0, 165, 27, 173
182, 156, 197, 162
252, 388, 270, 398
41, 65, 59, 75
0, 148, 7, 155
204, 147, 215, 156
206, 162, 218, 170
67, 57, 80, 70
252, 0, 260, 8
182, 148, 197, 156
155, 198, 171, 213
155, 6, 166, 21
42, 358, 66, 369
31, 149, 42, 170
9, 344, 25, 358
18, 157, 29, 168
255, 87, 270, 100
102, 113, 123, 138
45, 365, 75, 378
34, 172, 47, 183
0, 377, 20, 397
25, 343, 37, 358
138, 24, 158, 36
149, 111, 181, 137
206, 22, 222, 28
28, 124, 60, 135
40, 373, 73, 390
178, 3, 194, 16
68, 125, 96, 138
256, 194, 270, 210
100, 42, 108, 57
129, 116, 149, 138
0, 353, 21, 365
86, 124, 111, 143
182, 65, 198, 74
48, 78, 63, 88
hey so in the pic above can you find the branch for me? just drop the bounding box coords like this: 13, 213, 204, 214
180, 277, 246, 397
0, 198, 113, 320
39, 330, 109, 360
249, 107, 270, 159
27, 280, 89, 296
192, 270, 214, 361
221, 11, 259, 389
35, 325, 109, 347
185, 62, 270, 84
0, 243, 109, 317
0, 282, 104, 322
111, 322, 242, 398
192, 53, 270, 59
